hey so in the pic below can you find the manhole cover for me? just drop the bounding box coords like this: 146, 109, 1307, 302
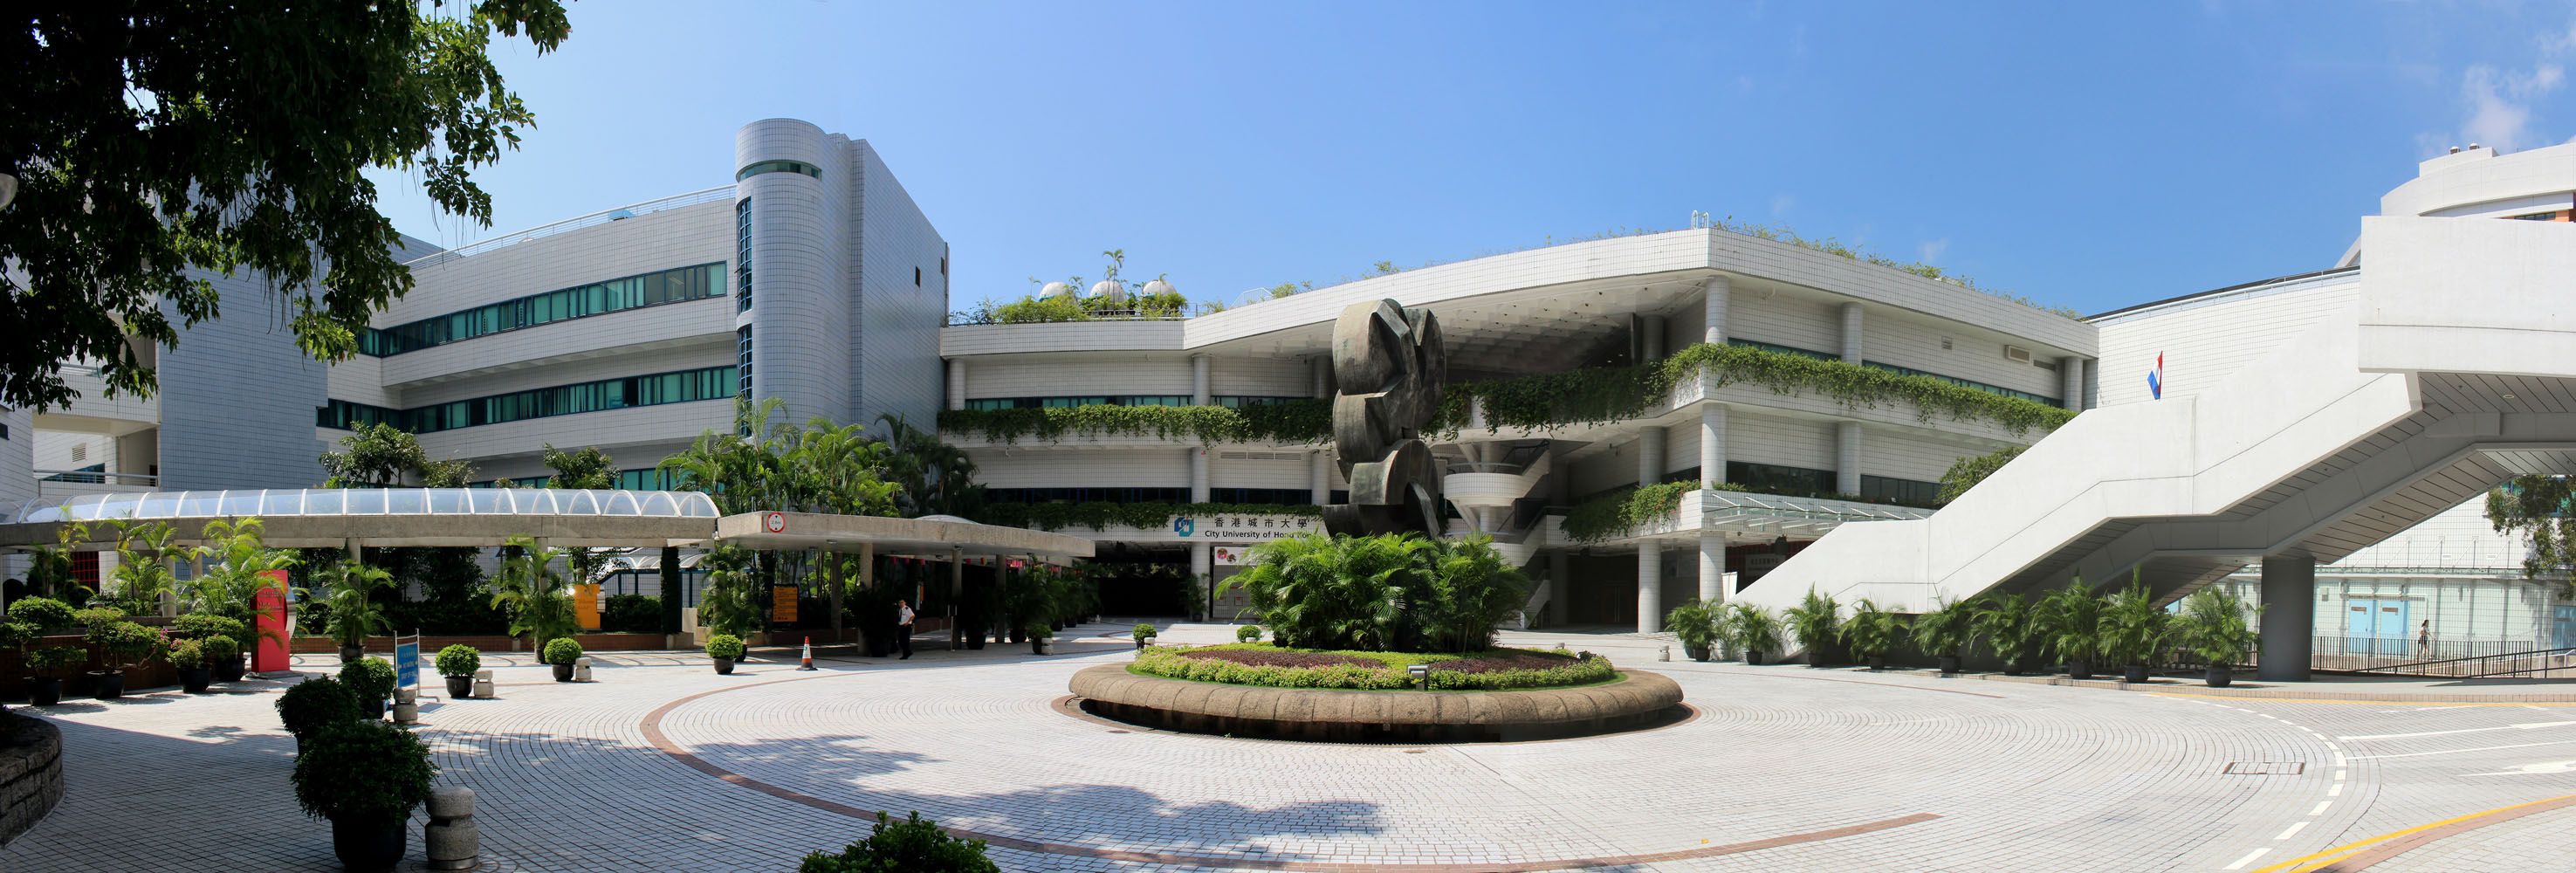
2225, 761, 2306, 775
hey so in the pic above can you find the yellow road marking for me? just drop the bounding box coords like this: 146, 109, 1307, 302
2241, 794, 2576, 873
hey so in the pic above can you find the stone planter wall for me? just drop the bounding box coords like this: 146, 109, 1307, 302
0, 716, 63, 846
1068, 664, 1686, 743
0, 635, 180, 700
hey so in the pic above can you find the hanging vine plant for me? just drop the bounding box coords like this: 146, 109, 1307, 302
937, 400, 1330, 446
1559, 482, 1698, 544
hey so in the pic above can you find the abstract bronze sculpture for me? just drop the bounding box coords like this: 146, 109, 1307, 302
1324, 299, 1447, 539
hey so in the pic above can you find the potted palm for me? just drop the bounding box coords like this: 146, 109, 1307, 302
2100, 578, 2174, 684
1910, 598, 1978, 675
707, 634, 746, 674
85, 618, 161, 699
435, 645, 481, 698
317, 558, 395, 663
1727, 602, 1786, 665
24, 647, 85, 705
1973, 594, 2040, 675
1784, 589, 1841, 668
292, 721, 438, 872
1841, 599, 1906, 670
543, 637, 585, 682
168, 637, 215, 693
2037, 580, 2105, 680
2179, 587, 2260, 687
340, 657, 396, 720
1132, 623, 1157, 650
275, 677, 360, 753
1027, 622, 1054, 656
491, 535, 579, 661
1665, 599, 1720, 662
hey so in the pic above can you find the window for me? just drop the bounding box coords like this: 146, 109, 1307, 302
734, 160, 822, 182
737, 326, 754, 397
1726, 461, 1838, 495
960, 395, 1302, 410
735, 198, 753, 313
1859, 475, 1942, 507
358, 263, 724, 355
317, 365, 736, 434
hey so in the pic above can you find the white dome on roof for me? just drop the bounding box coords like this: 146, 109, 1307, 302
1142, 278, 1176, 298
1040, 281, 1074, 299
1089, 279, 1127, 304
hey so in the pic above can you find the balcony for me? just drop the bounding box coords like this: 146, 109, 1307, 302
35, 366, 158, 436
34, 470, 160, 505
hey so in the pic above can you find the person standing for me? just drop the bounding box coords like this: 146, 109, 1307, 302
896, 599, 916, 660
2417, 620, 2433, 658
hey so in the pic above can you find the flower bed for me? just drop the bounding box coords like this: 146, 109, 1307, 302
1135, 643, 1616, 691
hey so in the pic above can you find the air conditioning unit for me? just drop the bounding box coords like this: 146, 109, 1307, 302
2003, 345, 2033, 364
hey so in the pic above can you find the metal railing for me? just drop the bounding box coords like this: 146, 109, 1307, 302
2345, 645, 2576, 678
1445, 462, 1526, 474
404, 186, 735, 265
35, 469, 157, 486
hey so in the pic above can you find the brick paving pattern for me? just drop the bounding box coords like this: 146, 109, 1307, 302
2, 622, 2571, 872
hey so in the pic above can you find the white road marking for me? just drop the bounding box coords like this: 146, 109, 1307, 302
2335, 768, 2348, 780
2340, 720, 2576, 741
2225, 848, 2271, 870
2328, 784, 2344, 796
2464, 759, 2576, 777
2277, 821, 2308, 840
2309, 801, 2331, 816
2353, 739, 2576, 760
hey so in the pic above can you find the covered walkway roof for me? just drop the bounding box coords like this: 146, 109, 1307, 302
0, 489, 1089, 562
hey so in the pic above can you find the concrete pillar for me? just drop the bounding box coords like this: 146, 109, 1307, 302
1637, 544, 1662, 633
2259, 555, 2316, 682
1190, 448, 1210, 504
1309, 450, 1330, 505
1189, 544, 1211, 620
1839, 302, 1864, 363
1699, 403, 1727, 486
2060, 356, 2085, 411
1637, 426, 1666, 487
659, 545, 682, 636
945, 359, 966, 411
826, 553, 843, 636
1835, 422, 1861, 496
948, 547, 964, 650
1703, 277, 1729, 345
1641, 314, 1667, 360
1191, 354, 1211, 405
1311, 356, 1332, 396
1698, 533, 1725, 604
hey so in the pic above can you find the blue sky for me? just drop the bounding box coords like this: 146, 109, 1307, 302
367, 1, 2576, 317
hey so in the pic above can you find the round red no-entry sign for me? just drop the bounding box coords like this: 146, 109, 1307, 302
764, 512, 787, 533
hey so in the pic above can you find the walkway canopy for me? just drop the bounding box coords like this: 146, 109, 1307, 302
0, 489, 1090, 563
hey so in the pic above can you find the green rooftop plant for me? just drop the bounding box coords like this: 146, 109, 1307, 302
542, 636, 584, 666
291, 721, 438, 828
339, 657, 396, 702
796, 810, 999, 873
435, 644, 482, 678
706, 634, 746, 661
6, 597, 76, 633
1561, 482, 1695, 544
276, 677, 360, 739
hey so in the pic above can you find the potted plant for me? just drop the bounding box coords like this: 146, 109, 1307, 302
543, 637, 584, 682
1840, 599, 1906, 670
1131, 623, 1157, 650
168, 637, 215, 693
707, 634, 745, 675
24, 647, 86, 705
1027, 622, 1054, 656
174, 614, 254, 682
318, 558, 395, 663
1910, 598, 1978, 675
2179, 587, 2260, 687
1665, 599, 1719, 662
1973, 593, 2040, 675
2101, 577, 2174, 684
1726, 602, 1786, 665
1235, 625, 1264, 643
340, 657, 396, 720
292, 721, 438, 873
2037, 579, 2105, 680
8, 597, 77, 635
435, 645, 481, 698
797, 810, 999, 872
84, 619, 161, 699
202, 635, 244, 683
1784, 589, 1841, 667
275, 677, 360, 752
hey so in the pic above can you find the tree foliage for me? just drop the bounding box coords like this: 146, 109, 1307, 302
3, 2, 573, 412
1220, 533, 1527, 653
1939, 444, 2027, 505
2487, 475, 2576, 597
319, 423, 474, 488
490, 535, 576, 648
878, 414, 982, 518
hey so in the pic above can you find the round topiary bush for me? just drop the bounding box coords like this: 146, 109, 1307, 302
796, 810, 998, 873
434, 644, 481, 677
84, 621, 161, 670
706, 634, 745, 660
200, 635, 241, 661
292, 721, 437, 825
6, 597, 76, 633
1236, 625, 1263, 643
276, 677, 361, 739
542, 636, 584, 665
339, 657, 396, 702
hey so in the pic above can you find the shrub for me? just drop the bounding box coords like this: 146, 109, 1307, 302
1220, 533, 1528, 653
292, 721, 437, 825
2038, 580, 2105, 666
2180, 587, 2260, 667
84, 621, 161, 670
7, 597, 76, 632
542, 636, 584, 665
0, 622, 36, 655
171, 613, 250, 643
1023, 622, 1054, 640
276, 677, 360, 738
706, 634, 745, 660
340, 657, 396, 701
25, 646, 87, 677
1131, 644, 1618, 691
1131, 623, 1157, 643
1725, 603, 1786, 653
200, 635, 241, 662
72, 606, 127, 629
434, 644, 481, 677
2101, 577, 2174, 667
1235, 625, 1263, 643
165, 638, 210, 669
797, 810, 998, 873
1908, 598, 1977, 659
1839, 599, 1907, 661
1785, 589, 1840, 661
602, 594, 662, 634
1665, 599, 1719, 650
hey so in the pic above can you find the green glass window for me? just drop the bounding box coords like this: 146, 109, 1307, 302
317, 365, 736, 434
735, 160, 822, 182
736, 198, 753, 313
361, 262, 725, 355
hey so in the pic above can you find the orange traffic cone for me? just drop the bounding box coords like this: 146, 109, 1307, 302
797, 636, 817, 671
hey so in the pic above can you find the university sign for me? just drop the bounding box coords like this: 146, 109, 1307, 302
1172, 514, 1317, 541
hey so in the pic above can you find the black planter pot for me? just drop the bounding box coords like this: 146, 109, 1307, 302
359, 697, 385, 720
181, 666, 213, 693
2067, 662, 2093, 681
1866, 656, 1886, 671
551, 663, 574, 682
1937, 656, 1962, 675
216, 656, 245, 683
1008, 629, 1025, 644
444, 676, 474, 698
1744, 650, 1765, 666
2205, 665, 2232, 688
712, 657, 735, 675
2002, 658, 2025, 677
91, 670, 125, 699
330, 815, 408, 873
28, 677, 61, 706
1684, 645, 1712, 663
2123, 664, 2150, 684
1031, 639, 1051, 655
339, 645, 363, 663
965, 633, 986, 650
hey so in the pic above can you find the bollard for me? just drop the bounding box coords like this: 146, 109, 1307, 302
471, 668, 494, 700
1659, 645, 1671, 662
392, 686, 420, 724
572, 656, 594, 683
424, 786, 478, 870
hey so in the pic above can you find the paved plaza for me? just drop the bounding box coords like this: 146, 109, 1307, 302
3, 623, 2573, 872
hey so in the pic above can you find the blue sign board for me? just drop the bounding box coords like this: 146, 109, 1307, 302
394, 640, 419, 691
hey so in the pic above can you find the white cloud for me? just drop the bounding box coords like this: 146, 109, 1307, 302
1769, 194, 1794, 217
1918, 238, 1950, 263
2458, 63, 2563, 151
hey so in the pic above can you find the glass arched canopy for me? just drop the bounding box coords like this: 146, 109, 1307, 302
4, 488, 721, 526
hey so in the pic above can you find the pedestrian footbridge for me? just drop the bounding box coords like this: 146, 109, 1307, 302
1740, 217, 2576, 678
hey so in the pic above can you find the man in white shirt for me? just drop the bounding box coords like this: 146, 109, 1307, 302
896, 599, 916, 660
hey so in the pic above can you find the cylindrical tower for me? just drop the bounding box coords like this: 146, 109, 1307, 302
734, 119, 849, 428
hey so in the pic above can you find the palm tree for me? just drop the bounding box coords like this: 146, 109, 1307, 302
1222, 533, 1427, 651
2038, 578, 2106, 679
878, 413, 983, 518
315, 556, 395, 651
490, 535, 578, 650
2100, 574, 2174, 682
188, 518, 301, 623
1785, 588, 1842, 666
1909, 597, 1980, 673
1422, 534, 1530, 653
1840, 598, 1907, 669
1973, 593, 2041, 675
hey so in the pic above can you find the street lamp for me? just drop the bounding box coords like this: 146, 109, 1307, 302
1406, 663, 1429, 691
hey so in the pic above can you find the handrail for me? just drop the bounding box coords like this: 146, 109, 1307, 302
1446, 462, 1525, 474
2349, 645, 2576, 677
36, 469, 157, 485
404, 186, 735, 265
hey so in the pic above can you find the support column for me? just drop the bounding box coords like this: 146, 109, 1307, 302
948, 547, 964, 650
945, 359, 966, 411
1839, 302, 1864, 363
1700, 403, 1727, 486
659, 545, 682, 636
1699, 533, 1725, 604
1704, 277, 1730, 345
1190, 544, 1212, 621
2259, 554, 2316, 682
1641, 314, 1667, 360
1309, 450, 1330, 505
1637, 426, 1666, 487
1835, 422, 1861, 496
1191, 354, 1211, 405
1311, 356, 1332, 397
2060, 356, 2085, 411
1637, 544, 1662, 633
827, 553, 843, 637
1190, 448, 1210, 504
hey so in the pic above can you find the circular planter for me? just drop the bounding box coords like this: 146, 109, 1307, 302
2123, 665, 2150, 684
1068, 664, 1686, 744
2067, 662, 2093, 681
180, 666, 213, 694
1937, 656, 1962, 675
331, 815, 407, 873
27, 677, 62, 706
2205, 665, 2232, 688
339, 645, 363, 663
712, 657, 735, 675
444, 676, 474, 698
551, 663, 574, 683
1683, 645, 1711, 663
91, 670, 125, 699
